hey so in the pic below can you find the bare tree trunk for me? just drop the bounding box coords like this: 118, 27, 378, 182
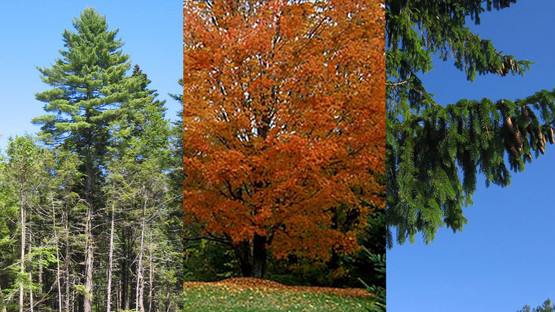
37, 245, 44, 311
36, 243, 41, 312
123, 228, 131, 311
64, 210, 71, 312
83, 121, 95, 312
51, 193, 63, 312
29, 269, 34, 312
71, 289, 76, 312
135, 191, 146, 312
83, 203, 94, 312
148, 232, 154, 312
19, 184, 25, 312
28, 204, 34, 312
165, 276, 170, 312
106, 202, 115, 312
55, 236, 63, 312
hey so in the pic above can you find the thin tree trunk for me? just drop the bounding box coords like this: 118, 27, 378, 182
37, 245, 42, 312
64, 210, 71, 312
29, 269, 34, 312
106, 202, 115, 312
116, 279, 121, 312
83, 119, 95, 312
83, 203, 94, 312
28, 209, 34, 312
135, 191, 146, 312
55, 234, 63, 312
38, 259, 43, 311
19, 183, 25, 312
148, 232, 154, 312
122, 228, 130, 311
51, 193, 63, 312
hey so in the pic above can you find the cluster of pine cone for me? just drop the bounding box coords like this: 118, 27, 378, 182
503, 105, 554, 160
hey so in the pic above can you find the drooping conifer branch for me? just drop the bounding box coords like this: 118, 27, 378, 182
389, 88, 555, 244
386, 0, 555, 245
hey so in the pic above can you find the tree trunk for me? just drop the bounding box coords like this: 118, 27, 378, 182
234, 241, 252, 277
122, 226, 133, 311
122, 233, 129, 310
37, 247, 41, 311
135, 191, 147, 312
83, 203, 94, 312
165, 276, 170, 312
148, 232, 154, 312
252, 234, 267, 278
106, 202, 115, 312
29, 269, 34, 312
64, 210, 71, 312
19, 183, 25, 312
50, 191, 63, 312
28, 204, 34, 312
83, 119, 95, 312
234, 235, 267, 278
129, 232, 138, 310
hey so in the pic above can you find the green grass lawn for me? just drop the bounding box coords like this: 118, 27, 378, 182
183, 283, 375, 312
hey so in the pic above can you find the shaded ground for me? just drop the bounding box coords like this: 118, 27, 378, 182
183, 277, 375, 312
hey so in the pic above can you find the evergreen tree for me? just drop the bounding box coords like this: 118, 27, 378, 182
4, 136, 42, 312
32, 9, 136, 310
517, 299, 555, 312
28, 8, 183, 311
386, 0, 555, 244
39, 147, 82, 311
103, 66, 180, 311
0, 150, 16, 312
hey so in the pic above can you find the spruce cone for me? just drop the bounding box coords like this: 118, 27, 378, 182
521, 105, 531, 125
503, 116, 523, 155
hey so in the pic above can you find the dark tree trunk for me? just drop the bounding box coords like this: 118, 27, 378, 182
252, 234, 267, 278
122, 246, 129, 310
233, 241, 252, 277
233, 235, 267, 278
130, 253, 137, 310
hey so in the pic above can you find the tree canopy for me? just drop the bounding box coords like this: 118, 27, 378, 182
517, 299, 555, 312
183, 0, 385, 278
386, 0, 555, 245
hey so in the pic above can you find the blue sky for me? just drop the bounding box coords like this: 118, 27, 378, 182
387, 1, 555, 311
0, 1, 182, 148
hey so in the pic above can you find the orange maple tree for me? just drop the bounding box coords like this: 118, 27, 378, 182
183, 0, 385, 278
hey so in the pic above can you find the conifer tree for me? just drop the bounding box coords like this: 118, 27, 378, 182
103, 65, 174, 311
32, 9, 134, 310
0, 8, 182, 312
386, 0, 555, 245
517, 299, 555, 312
5, 136, 42, 312
31, 8, 172, 311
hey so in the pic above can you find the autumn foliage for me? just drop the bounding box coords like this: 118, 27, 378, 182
183, 0, 385, 277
